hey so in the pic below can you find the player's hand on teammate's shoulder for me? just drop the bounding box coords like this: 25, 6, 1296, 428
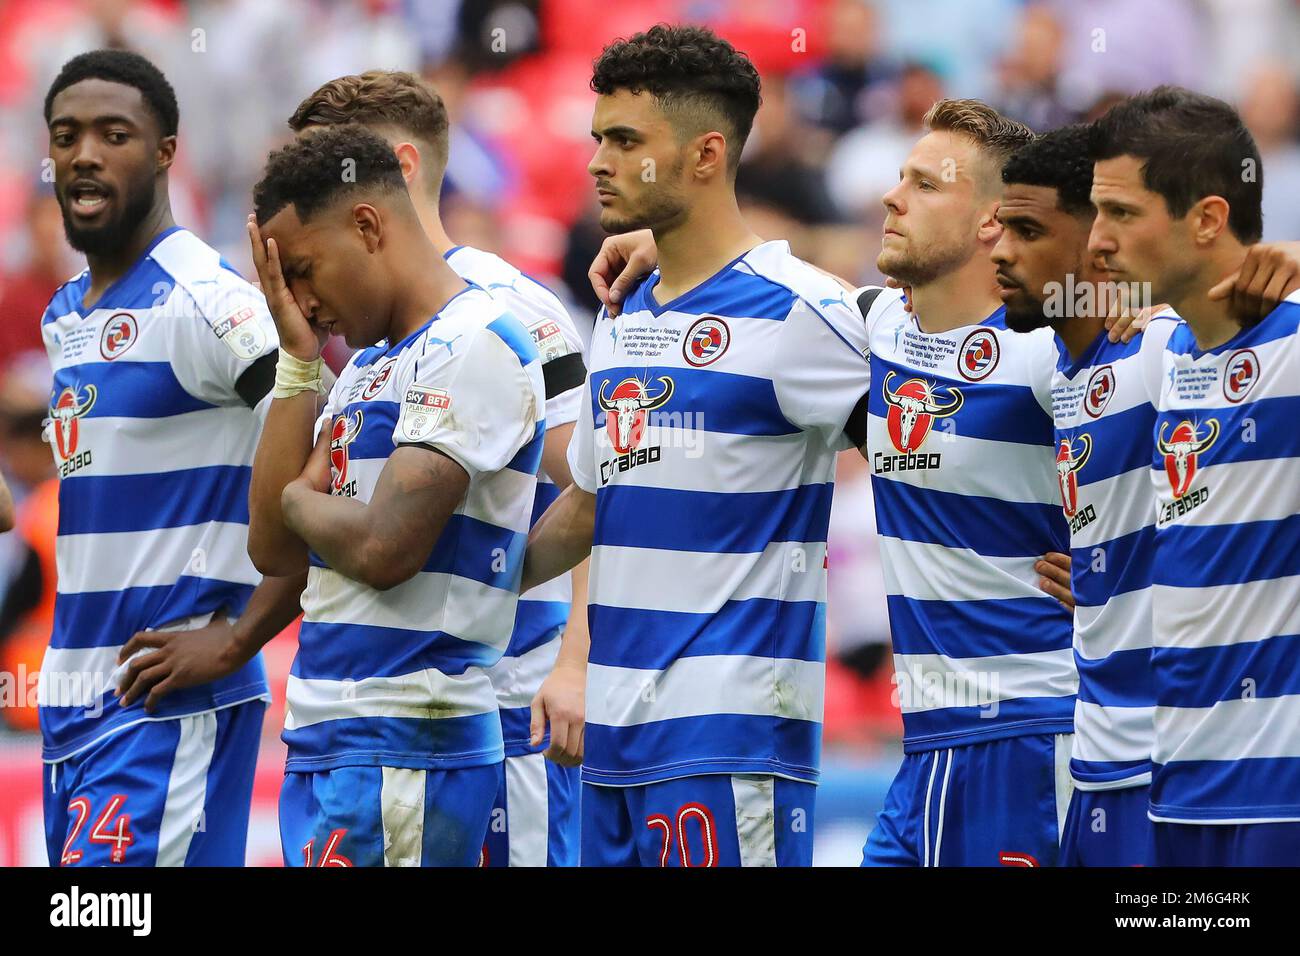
1035, 551, 1075, 611
589, 228, 657, 317
115, 620, 247, 713
530, 659, 585, 767
1106, 303, 1168, 344
1209, 239, 1300, 325
1105, 276, 1171, 344
246, 214, 328, 361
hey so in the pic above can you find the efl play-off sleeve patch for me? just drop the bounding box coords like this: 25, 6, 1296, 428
211, 306, 268, 360
397, 385, 453, 443
529, 318, 570, 361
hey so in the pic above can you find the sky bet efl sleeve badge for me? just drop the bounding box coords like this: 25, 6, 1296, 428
212, 305, 267, 360
397, 385, 452, 443
529, 319, 568, 361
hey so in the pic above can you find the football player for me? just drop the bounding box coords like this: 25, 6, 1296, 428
993, 124, 1175, 865
41, 50, 301, 867
285, 71, 588, 867
523, 24, 873, 866
592, 100, 1079, 866
245, 124, 545, 867
1089, 87, 1300, 865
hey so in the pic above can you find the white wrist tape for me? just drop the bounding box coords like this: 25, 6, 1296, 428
272, 350, 323, 399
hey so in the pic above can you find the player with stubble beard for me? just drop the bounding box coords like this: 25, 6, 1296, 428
522, 24, 876, 867
984, 119, 1300, 866
39, 50, 303, 867
592, 99, 1079, 866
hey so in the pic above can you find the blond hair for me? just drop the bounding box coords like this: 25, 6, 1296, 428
924, 99, 1034, 192
288, 71, 450, 188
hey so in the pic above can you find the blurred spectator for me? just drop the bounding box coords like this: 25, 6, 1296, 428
993, 2, 1076, 131
1240, 62, 1300, 243
177, 0, 315, 263
1200, 0, 1300, 100
824, 61, 945, 245
0, 191, 73, 369
0, 352, 54, 733
0, 352, 52, 512
1052, 0, 1204, 112
738, 74, 841, 225
875, 0, 1023, 100
0, 476, 54, 732
559, 205, 607, 321
428, 55, 517, 213
788, 0, 895, 136
447, 0, 543, 72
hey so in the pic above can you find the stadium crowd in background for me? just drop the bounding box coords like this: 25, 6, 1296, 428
0, 0, 1299, 775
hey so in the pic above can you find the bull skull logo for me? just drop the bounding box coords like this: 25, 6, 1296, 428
330, 410, 364, 493
49, 384, 97, 461
882, 371, 964, 454
1056, 434, 1091, 517
598, 376, 675, 455
1157, 418, 1219, 499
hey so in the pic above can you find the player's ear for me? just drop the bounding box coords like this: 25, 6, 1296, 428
694, 130, 727, 181
391, 142, 421, 189
156, 134, 177, 173
977, 203, 1004, 245
1190, 195, 1231, 246
353, 203, 383, 252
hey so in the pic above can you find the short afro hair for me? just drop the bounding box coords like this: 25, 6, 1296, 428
44, 49, 179, 137
591, 23, 761, 173
1090, 86, 1262, 244
253, 124, 407, 226
1002, 124, 1095, 217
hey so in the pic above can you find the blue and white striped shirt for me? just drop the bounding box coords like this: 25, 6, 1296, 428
1150, 294, 1300, 823
859, 289, 1076, 751
284, 286, 545, 772
1051, 316, 1176, 789
39, 227, 278, 762
445, 246, 585, 758
569, 240, 872, 786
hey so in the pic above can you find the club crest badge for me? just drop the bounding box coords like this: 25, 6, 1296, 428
100, 313, 138, 360
682, 317, 730, 367
362, 358, 396, 400
958, 328, 999, 381
1084, 365, 1116, 418
1223, 349, 1259, 404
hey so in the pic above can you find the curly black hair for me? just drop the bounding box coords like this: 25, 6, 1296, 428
591, 23, 761, 171
253, 123, 407, 226
44, 49, 179, 137
1090, 86, 1262, 243
1001, 124, 1095, 217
